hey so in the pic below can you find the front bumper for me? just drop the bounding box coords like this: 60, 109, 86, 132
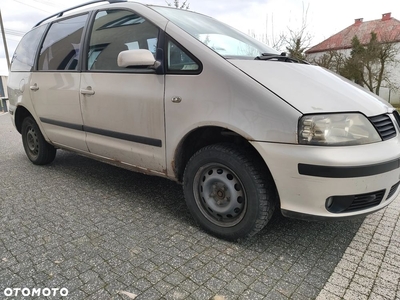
251, 136, 400, 219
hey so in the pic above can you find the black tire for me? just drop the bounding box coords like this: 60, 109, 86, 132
21, 116, 56, 165
183, 143, 276, 240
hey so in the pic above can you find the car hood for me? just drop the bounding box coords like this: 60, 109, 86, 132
230, 60, 392, 116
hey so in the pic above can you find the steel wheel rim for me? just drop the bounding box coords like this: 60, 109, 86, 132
193, 163, 247, 227
26, 126, 39, 157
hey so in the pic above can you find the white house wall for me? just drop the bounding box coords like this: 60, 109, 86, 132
381, 43, 400, 105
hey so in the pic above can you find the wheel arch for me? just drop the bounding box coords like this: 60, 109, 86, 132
173, 126, 276, 186
14, 105, 33, 134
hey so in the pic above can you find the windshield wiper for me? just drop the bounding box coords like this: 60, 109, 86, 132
255, 52, 309, 64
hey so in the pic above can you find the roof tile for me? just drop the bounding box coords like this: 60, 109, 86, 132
307, 14, 400, 54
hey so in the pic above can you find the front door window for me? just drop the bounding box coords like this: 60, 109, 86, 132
88, 10, 159, 71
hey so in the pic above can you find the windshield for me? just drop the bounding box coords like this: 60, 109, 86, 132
151, 6, 279, 59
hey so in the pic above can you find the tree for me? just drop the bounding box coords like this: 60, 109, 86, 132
166, 0, 190, 9
341, 35, 366, 86
248, 2, 312, 55
286, 37, 307, 61
284, 3, 312, 61
341, 32, 399, 95
248, 13, 287, 52
375, 38, 399, 96
311, 50, 346, 74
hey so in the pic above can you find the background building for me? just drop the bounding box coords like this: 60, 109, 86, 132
307, 13, 400, 105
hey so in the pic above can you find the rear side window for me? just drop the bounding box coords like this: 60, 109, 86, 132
88, 10, 159, 71
11, 25, 47, 72
38, 14, 88, 71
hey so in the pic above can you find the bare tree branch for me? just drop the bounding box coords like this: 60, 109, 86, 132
284, 2, 313, 60
340, 32, 400, 96
165, 0, 190, 9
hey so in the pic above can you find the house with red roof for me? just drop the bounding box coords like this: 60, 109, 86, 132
306, 13, 400, 104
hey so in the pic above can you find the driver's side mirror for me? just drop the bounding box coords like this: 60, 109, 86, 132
117, 49, 157, 68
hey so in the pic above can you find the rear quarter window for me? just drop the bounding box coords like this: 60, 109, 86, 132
10, 25, 47, 72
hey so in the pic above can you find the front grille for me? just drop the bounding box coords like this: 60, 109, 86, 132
326, 189, 385, 213
369, 114, 396, 141
387, 181, 400, 200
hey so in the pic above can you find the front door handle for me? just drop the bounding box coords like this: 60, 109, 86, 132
30, 83, 39, 91
80, 86, 95, 96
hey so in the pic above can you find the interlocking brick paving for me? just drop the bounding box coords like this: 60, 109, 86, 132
2, 114, 397, 300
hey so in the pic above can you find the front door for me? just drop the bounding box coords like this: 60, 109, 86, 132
80, 9, 165, 173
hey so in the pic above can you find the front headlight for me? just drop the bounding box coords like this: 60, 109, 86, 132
298, 113, 381, 146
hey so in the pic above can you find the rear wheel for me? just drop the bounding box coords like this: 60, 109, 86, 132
183, 143, 276, 240
21, 116, 56, 165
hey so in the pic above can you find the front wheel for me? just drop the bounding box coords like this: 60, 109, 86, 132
21, 116, 56, 165
183, 143, 276, 240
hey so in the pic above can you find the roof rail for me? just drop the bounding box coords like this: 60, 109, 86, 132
34, 0, 128, 27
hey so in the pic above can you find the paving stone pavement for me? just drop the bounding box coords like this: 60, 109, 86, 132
316, 196, 400, 300
0, 113, 399, 300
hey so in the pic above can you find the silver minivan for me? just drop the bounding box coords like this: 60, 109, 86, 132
8, 0, 400, 240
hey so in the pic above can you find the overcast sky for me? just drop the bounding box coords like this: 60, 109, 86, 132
1, 0, 399, 75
